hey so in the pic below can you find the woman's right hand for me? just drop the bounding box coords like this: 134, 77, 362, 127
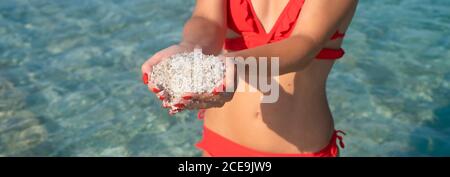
141, 43, 194, 103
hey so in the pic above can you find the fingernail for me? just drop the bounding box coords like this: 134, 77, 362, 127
219, 83, 226, 92
152, 87, 161, 93
158, 95, 165, 100
212, 83, 225, 95
174, 103, 185, 108
222, 83, 226, 90
142, 73, 148, 85
212, 87, 220, 95
182, 95, 192, 100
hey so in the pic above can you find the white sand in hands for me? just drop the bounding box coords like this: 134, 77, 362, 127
150, 49, 225, 104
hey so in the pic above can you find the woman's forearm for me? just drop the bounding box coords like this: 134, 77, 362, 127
227, 34, 325, 76
180, 16, 226, 55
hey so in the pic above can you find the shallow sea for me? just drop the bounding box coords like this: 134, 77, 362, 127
0, 0, 449, 156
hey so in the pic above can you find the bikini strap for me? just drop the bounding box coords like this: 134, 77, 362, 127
335, 130, 346, 149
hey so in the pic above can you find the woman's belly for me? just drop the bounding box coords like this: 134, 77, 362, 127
204, 60, 336, 154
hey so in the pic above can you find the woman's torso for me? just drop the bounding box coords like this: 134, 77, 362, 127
204, 0, 356, 154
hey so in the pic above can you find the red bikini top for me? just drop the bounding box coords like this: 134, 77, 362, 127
225, 0, 345, 60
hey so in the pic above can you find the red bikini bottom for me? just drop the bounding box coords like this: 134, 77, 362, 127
196, 125, 346, 157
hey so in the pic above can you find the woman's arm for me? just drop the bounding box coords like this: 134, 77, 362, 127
179, 0, 227, 55
141, 0, 226, 96
140, 0, 227, 114
227, 0, 358, 75
141, 0, 226, 77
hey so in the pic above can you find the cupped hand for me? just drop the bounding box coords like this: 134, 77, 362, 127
141, 43, 194, 104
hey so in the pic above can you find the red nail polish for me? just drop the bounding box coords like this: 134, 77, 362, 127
142, 73, 148, 85
152, 87, 161, 93
212, 87, 219, 95
174, 103, 185, 108
222, 83, 226, 91
212, 83, 226, 95
182, 95, 192, 100
158, 96, 165, 100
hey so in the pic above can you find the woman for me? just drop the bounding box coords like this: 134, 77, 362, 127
142, 0, 358, 157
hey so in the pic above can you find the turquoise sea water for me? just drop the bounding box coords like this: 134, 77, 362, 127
0, 0, 449, 156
